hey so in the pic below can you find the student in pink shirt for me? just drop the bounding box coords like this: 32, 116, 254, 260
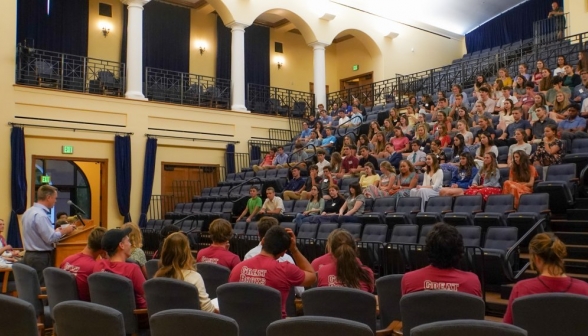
390, 127, 410, 153
196, 219, 240, 269
401, 223, 482, 297
229, 226, 316, 318
93, 228, 147, 309
60, 227, 106, 301
316, 229, 374, 293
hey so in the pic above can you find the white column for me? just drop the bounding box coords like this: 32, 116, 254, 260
311, 42, 329, 113
122, 0, 150, 100
228, 22, 249, 112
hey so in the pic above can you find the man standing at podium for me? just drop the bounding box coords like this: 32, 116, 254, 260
22, 185, 75, 285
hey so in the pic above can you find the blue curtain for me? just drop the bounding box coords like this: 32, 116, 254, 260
250, 145, 261, 161
17, 0, 89, 56
465, 0, 555, 53
215, 16, 270, 87
8, 127, 26, 248
225, 144, 236, 174
138, 138, 157, 228
114, 135, 132, 222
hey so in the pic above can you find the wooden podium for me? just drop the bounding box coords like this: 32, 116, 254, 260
54, 220, 96, 267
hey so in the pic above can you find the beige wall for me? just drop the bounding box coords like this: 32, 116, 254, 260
189, 11, 217, 77
74, 161, 102, 225
87, 0, 123, 62
269, 30, 314, 92
335, 37, 374, 81
565, 0, 588, 36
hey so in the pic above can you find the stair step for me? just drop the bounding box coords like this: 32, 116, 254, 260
550, 220, 588, 232
500, 283, 515, 300
485, 292, 507, 316
567, 209, 588, 220
573, 199, 588, 209
565, 245, 588, 260
520, 253, 588, 274
554, 232, 588, 245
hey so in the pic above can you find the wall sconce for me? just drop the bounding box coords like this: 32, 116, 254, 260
277, 61, 283, 69
274, 56, 284, 70
99, 21, 112, 38
102, 27, 110, 37
195, 40, 208, 56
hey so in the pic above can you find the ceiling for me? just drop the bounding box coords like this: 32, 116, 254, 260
160, 0, 529, 37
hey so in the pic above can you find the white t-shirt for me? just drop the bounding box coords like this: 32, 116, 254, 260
582, 98, 588, 113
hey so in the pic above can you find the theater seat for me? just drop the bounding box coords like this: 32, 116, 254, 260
416, 196, 453, 227
534, 163, 577, 215
443, 195, 483, 226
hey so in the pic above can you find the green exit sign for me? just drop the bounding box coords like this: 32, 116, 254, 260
352, 64, 359, 71
41, 175, 51, 184
62, 145, 74, 154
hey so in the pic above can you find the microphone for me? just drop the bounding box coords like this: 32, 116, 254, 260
67, 200, 87, 215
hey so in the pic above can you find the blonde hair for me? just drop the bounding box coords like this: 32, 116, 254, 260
379, 161, 396, 175
154, 232, 195, 280
121, 222, 143, 249
529, 233, 567, 276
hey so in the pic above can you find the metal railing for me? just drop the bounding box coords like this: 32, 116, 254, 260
248, 139, 274, 158
269, 128, 297, 147
327, 78, 399, 110
534, 12, 570, 45
16, 44, 125, 96
145, 67, 231, 109
247, 83, 315, 118
226, 152, 251, 174
148, 195, 175, 220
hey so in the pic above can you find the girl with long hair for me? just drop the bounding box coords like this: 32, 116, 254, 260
359, 162, 381, 195
533, 60, 546, 86
367, 121, 380, 140
122, 222, 148, 279
472, 101, 490, 124
498, 99, 515, 131
364, 161, 397, 198
389, 160, 418, 203
316, 229, 375, 292
429, 139, 446, 164
390, 126, 410, 153
507, 129, 532, 167
456, 120, 473, 145
498, 68, 513, 87
338, 182, 365, 222
475, 132, 499, 169
388, 108, 400, 126
314, 121, 327, 138
529, 93, 549, 123
405, 105, 418, 125
439, 153, 478, 197
513, 75, 528, 99
474, 75, 488, 97
456, 106, 473, 128
295, 185, 325, 230
551, 92, 570, 122
441, 134, 469, 173
413, 124, 431, 149
357, 134, 371, 152
492, 79, 504, 100
408, 95, 418, 112
410, 154, 444, 211
321, 186, 346, 216
342, 135, 353, 148
504, 233, 588, 324
502, 150, 538, 208
554, 55, 567, 77
577, 51, 588, 74
371, 131, 388, 158
436, 124, 451, 148
539, 68, 553, 92
382, 119, 395, 141
155, 232, 217, 312
464, 152, 502, 201
532, 124, 564, 167
399, 114, 413, 136
330, 152, 343, 176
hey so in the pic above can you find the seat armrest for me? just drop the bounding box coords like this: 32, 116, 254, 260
540, 209, 551, 215
504, 210, 516, 214
570, 178, 580, 183
38, 294, 48, 300
472, 209, 483, 214
410, 210, 420, 214
441, 210, 452, 214
376, 321, 403, 336
133, 309, 148, 315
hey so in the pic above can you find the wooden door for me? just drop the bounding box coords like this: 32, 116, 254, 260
161, 163, 220, 203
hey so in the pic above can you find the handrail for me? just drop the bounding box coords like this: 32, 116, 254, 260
505, 218, 547, 281
228, 177, 264, 203
287, 143, 317, 166
335, 116, 362, 138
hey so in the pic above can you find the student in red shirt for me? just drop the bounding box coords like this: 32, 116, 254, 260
316, 229, 374, 292
93, 228, 147, 309
401, 223, 482, 297
504, 233, 588, 324
196, 219, 240, 269
229, 226, 316, 318
60, 227, 106, 301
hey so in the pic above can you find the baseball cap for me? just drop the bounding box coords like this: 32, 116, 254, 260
101, 228, 132, 255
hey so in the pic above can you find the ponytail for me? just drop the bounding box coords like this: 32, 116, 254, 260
329, 230, 374, 292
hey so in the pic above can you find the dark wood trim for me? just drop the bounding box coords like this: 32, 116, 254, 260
333, 34, 355, 44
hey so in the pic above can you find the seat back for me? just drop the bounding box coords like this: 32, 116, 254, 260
217, 283, 282, 336
456, 226, 482, 247
233, 222, 248, 235
497, 146, 509, 163
298, 223, 319, 239
12, 263, 43, 316
512, 293, 588, 336
423, 196, 453, 213
395, 197, 422, 215
282, 200, 296, 213
146, 259, 160, 279
88, 272, 139, 334
53, 301, 125, 336
340, 223, 362, 239
389, 224, 419, 244
400, 291, 485, 335
144, 277, 201, 317
411, 319, 527, 336
316, 223, 339, 240
418, 225, 434, 244
292, 200, 309, 213
0, 294, 39, 336
245, 221, 259, 236
483, 194, 514, 213
370, 197, 396, 213
571, 138, 588, 153
484, 227, 518, 250
280, 222, 297, 232
453, 195, 483, 213
517, 193, 549, 213
210, 201, 223, 213
361, 224, 388, 242
375, 274, 403, 327
196, 263, 230, 300
546, 163, 576, 182
43, 267, 79, 317
201, 202, 214, 213
267, 316, 373, 336
302, 287, 377, 332
150, 309, 239, 336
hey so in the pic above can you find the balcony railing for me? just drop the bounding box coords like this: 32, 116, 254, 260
246, 83, 315, 118
534, 12, 570, 45
16, 44, 125, 96
327, 78, 399, 110
144, 67, 231, 109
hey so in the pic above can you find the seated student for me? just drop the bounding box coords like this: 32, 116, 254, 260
559, 104, 588, 150
264, 146, 288, 170
280, 142, 308, 169
495, 108, 531, 147
230, 226, 316, 318
336, 109, 350, 128
439, 153, 478, 197
472, 102, 492, 124
562, 64, 582, 90
473, 116, 496, 146
321, 186, 346, 216
284, 165, 320, 201
155, 232, 217, 313
122, 222, 148, 279
338, 182, 366, 222
318, 109, 332, 127
531, 124, 564, 167
401, 223, 482, 296
502, 150, 538, 209
545, 76, 571, 107
388, 160, 419, 203
258, 187, 284, 219
410, 154, 444, 211
406, 140, 426, 170
514, 82, 536, 119
359, 162, 381, 193
364, 161, 397, 198
280, 167, 306, 202
236, 186, 263, 223
349, 146, 379, 177
297, 122, 313, 143
429, 140, 446, 165
56, 212, 69, 222
94, 228, 147, 309
316, 149, 331, 176
390, 127, 410, 153
474, 132, 499, 169
318, 128, 337, 155
531, 106, 557, 142
252, 148, 276, 172
436, 124, 451, 148
503, 233, 588, 324
60, 227, 106, 301
341, 145, 360, 177
152, 224, 180, 259
316, 229, 374, 292
441, 134, 469, 173
507, 129, 532, 167
464, 152, 502, 201
196, 219, 240, 270
294, 186, 324, 230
